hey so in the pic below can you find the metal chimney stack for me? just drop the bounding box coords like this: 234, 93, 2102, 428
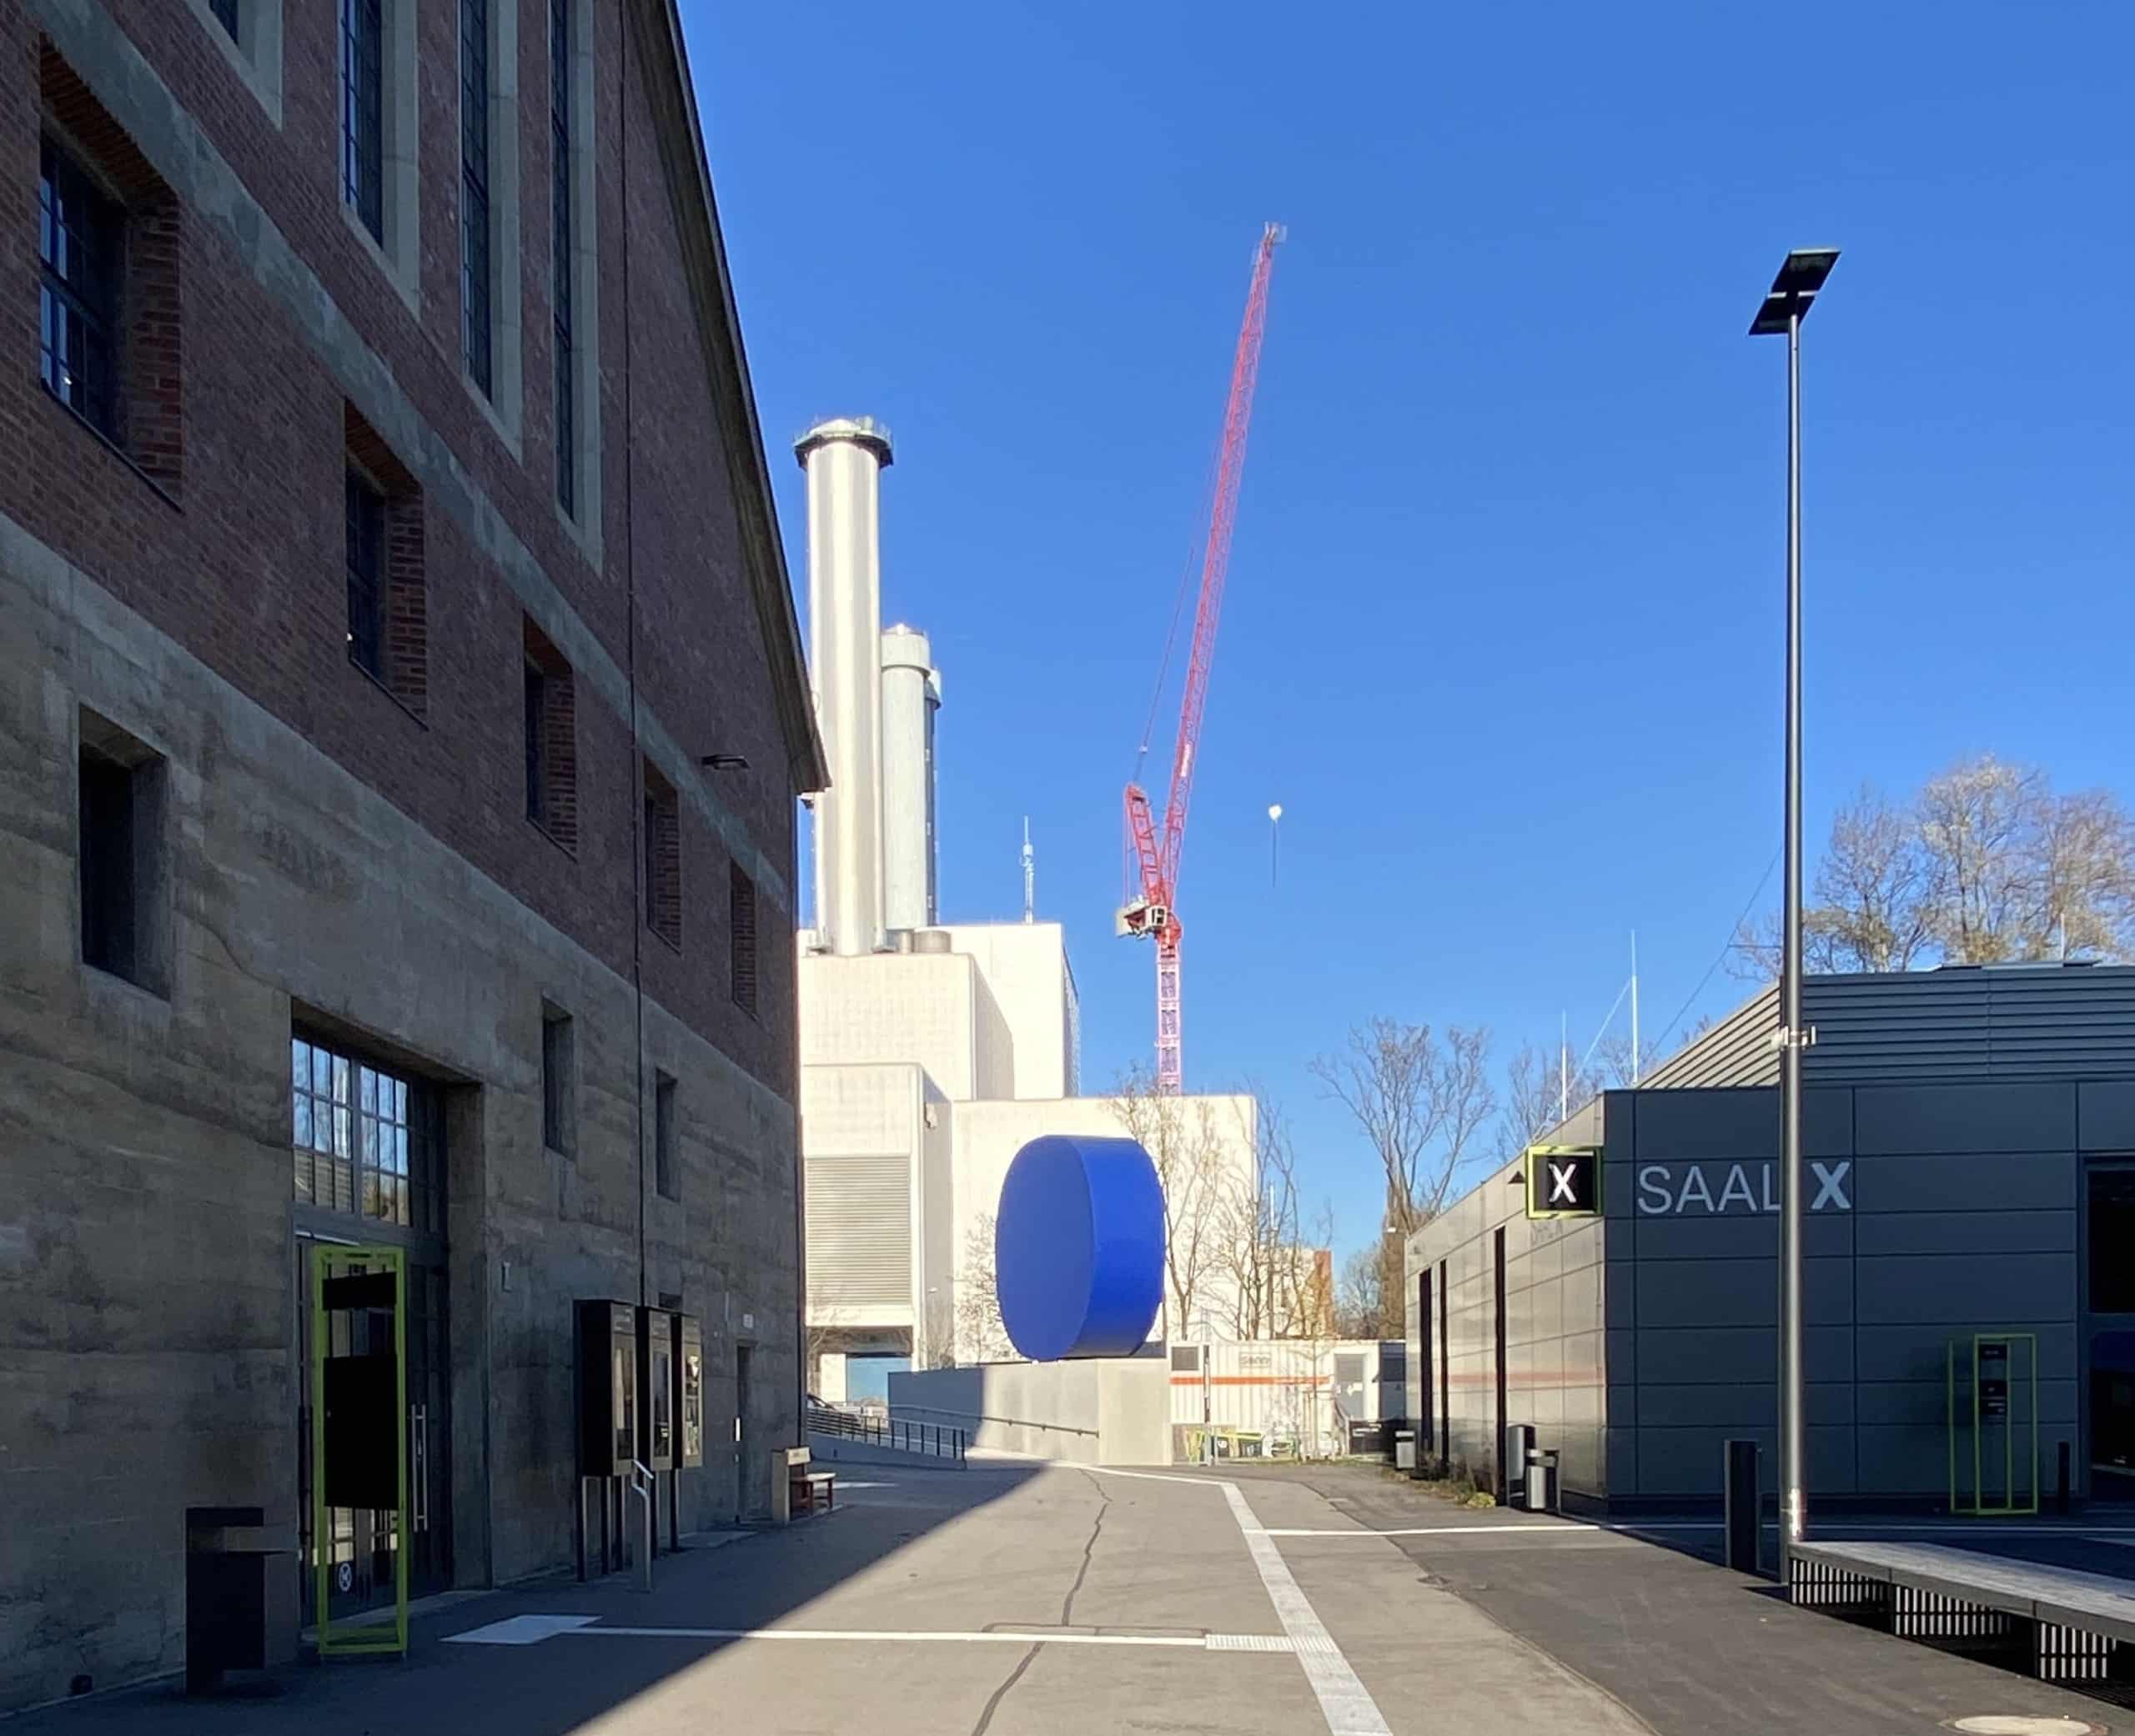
880, 625, 940, 933
796, 418, 893, 956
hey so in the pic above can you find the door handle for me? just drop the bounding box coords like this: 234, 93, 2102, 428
410, 1402, 430, 1533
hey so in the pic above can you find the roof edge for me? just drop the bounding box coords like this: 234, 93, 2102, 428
630, 0, 830, 795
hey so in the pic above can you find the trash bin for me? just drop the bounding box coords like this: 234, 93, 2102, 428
184, 1508, 295, 1692
1522, 1447, 1559, 1514
1394, 1429, 1416, 1473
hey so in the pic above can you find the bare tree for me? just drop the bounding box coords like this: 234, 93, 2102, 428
952, 1212, 1012, 1364
1314, 1019, 1496, 1342
1313, 1019, 1496, 1237
1499, 1038, 1603, 1156
1335, 1244, 1400, 1337
1736, 757, 2135, 979
1111, 1065, 1238, 1340
1210, 1090, 1304, 1340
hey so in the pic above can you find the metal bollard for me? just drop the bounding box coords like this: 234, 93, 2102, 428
1723, 1438, 1761, 1573
627, 1463, 655, 1593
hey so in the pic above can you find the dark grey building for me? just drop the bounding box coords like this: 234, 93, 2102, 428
1404, 963, 2135, 1513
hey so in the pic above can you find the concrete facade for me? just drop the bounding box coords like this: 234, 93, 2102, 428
1405, 966, 2135, 1513
0, 0, 820, 1711
890, 1357, 1173, 1466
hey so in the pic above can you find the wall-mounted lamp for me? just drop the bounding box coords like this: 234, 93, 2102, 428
700, 754, 750, 772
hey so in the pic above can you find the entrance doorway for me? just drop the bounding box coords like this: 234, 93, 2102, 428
2087, 1166, 2135, 1499
290, 1033, 452, 1619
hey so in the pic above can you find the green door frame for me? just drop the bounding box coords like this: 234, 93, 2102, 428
311, 1243, 409, 1656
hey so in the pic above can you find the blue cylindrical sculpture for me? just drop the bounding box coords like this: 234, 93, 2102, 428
995, 1135, 1163, 1361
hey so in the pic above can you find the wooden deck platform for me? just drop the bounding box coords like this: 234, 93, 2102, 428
1790, 1538, 2135, 1687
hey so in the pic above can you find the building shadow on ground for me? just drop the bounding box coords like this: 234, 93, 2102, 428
10, 1460, 1041, 1736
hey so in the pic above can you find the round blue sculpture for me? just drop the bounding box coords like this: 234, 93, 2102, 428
994, 1135, 1164, 1361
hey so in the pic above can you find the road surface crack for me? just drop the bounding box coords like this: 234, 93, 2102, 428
968, 1473, 1113, 1735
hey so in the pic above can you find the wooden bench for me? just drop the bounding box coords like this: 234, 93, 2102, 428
785, 1449, 836, 1517
1790, 1538, 2135, 1685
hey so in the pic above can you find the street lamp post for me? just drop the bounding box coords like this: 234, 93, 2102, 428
1751, 247, 1839, 1553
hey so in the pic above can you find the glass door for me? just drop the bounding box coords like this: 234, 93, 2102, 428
2086, 1165, 2135, 1500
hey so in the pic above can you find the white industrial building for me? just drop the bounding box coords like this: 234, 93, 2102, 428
793, 419, 1257, 1391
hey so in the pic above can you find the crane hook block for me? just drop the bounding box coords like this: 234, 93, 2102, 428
995, 1136, 1164, 1362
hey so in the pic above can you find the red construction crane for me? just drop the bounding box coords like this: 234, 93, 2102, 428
1119, 223, 1283, 1094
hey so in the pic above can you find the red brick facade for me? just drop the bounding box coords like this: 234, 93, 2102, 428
0, 0, 812, 1096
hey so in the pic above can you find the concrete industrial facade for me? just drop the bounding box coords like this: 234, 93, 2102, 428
1405, 964, 2135, 1513
0, 0, 822, 1711
792, 421, 1256, 1378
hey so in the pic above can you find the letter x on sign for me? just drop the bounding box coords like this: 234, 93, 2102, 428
1526, 1146, 1600, 1219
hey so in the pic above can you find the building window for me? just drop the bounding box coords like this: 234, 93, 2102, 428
78, 719, 169, 996
339, 0, 383, 239
292, 1034, 438, 1229
345, 468, 384, 678
645, 761, 681, 951
655, 1072, 678, 1202
38, 138, 120, 437
208, 0, 240, 37
40, 53, 187, 487
460, 0, 492, 394
343, 404, 427, 715
731, 864, 759, 1016
524, 619, 576, 849
541, 1004, 574, 1156
550, 0, 575, 512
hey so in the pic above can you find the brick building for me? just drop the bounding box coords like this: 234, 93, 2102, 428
0, 0, 826, 1709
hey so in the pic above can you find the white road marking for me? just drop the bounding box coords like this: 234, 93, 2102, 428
448, 1615, 1290, 1653
571, 1626, 1284, 1651
1081, 1465, 1394, 1735
1258, 1523, 1584, 1538
1218, 1482, 1396, 1736
445, 1614, 600, 1646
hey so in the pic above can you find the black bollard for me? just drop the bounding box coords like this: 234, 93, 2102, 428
1724, 1438, 1761, 1573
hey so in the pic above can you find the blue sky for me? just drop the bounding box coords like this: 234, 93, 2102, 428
683, 3, 2135, 1261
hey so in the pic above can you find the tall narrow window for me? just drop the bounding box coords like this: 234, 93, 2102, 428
541, 1005, 574, 1156
39, 138, 122, 436
78, 746, 136, 980
345, 469, 385, 678
460, 0, 492, 394
655, 1072, 678, 1202
523, 660, 546, 825
339, 0, 383, 239
730, 864, 759, 1016
644, 761, 681, 951
208, 0, 241, 37
77, 710, 168, 996
523, 619, 577, 848
550, 0, 575, 513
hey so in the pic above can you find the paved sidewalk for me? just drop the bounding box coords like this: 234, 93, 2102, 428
1230, 1462, 2127, 1736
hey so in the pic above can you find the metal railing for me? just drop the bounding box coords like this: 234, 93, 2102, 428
806, 1403, 966, 1466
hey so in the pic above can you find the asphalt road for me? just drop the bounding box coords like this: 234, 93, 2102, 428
18, 1460, 2126, 1735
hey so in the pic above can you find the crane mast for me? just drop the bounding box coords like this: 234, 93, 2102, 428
1122, 223, 1282, 1094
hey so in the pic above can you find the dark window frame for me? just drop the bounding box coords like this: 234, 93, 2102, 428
39, 135, 123, 437
524, 660, 547, 826
339, 0, 384, 240
541, 1006, 574, 1156
654, 1072, 678, 1202
550, 0, 575, 514
78, 743, 137, 981
460, 0, 492, 394
290, 1032, 441, 1236
345, 466, 386, 679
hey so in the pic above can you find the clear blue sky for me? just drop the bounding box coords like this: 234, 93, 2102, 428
683, 3, 2135, 1262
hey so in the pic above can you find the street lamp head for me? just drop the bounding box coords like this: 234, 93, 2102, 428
1749, 247, 1841, 336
